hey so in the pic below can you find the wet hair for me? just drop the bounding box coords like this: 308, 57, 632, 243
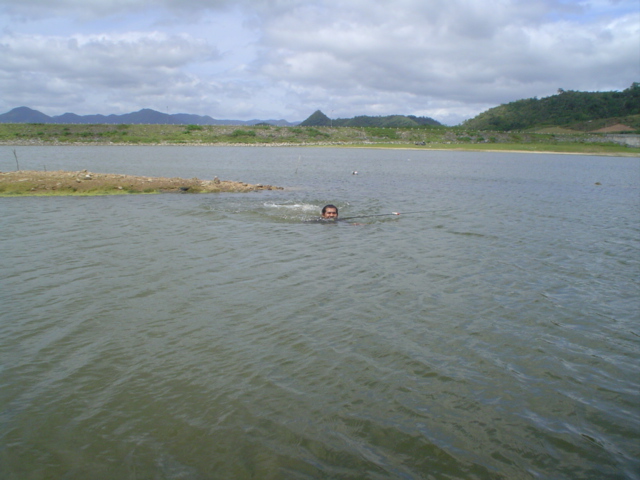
322, 204, 338, 215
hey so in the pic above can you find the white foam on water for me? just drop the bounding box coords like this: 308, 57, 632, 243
263, 202, 318, 212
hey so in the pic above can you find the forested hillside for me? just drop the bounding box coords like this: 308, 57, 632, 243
462, 83, 640, 131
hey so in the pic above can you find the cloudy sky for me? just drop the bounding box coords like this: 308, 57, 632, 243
0, 0, 638, 125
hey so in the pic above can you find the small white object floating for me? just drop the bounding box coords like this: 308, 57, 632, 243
352, 171, 358, 175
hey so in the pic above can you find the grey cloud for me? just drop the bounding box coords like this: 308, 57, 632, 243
1, 32, 217, 84
255, 0, 639, 113
0, 31, 224, 114
0, 0, 241, 20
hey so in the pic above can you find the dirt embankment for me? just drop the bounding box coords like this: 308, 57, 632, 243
592, 124, 634, 133
0, 170, 283, 196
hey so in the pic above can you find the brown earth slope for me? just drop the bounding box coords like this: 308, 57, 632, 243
592, 124, 634, 133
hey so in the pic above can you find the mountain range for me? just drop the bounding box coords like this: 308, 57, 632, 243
3, 83, 638, 131
1, 106, 442, 128
0, 107, 299, 127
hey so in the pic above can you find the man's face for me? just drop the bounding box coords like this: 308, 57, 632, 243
322, 208, 338, 219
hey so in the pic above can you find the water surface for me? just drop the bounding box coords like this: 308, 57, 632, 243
1, 146, 639, 479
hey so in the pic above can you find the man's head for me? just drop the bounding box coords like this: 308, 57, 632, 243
321, 204, 338, 219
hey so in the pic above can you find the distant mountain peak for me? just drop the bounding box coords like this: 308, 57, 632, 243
2, 106, 51, 123
12, 106, 39, 113
300, 110, 331, 126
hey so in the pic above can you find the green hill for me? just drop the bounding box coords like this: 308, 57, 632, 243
462, 83, 640, 131
300, 110, 441, 127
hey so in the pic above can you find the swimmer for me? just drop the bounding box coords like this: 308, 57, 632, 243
321, 204, 338, 219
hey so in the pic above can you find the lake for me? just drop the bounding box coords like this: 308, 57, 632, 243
1, 146, 639, 479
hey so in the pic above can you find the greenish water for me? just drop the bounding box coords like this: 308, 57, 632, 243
1, 146, 638, 479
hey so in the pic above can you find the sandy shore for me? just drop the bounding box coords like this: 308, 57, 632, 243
0, 170, 283, 196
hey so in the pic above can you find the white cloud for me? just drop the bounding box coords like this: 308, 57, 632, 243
0, 0, 638, 124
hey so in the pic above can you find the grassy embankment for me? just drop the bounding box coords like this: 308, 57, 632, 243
0, 123, 638, 156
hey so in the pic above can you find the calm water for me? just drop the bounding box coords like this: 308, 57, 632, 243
1, 146, 639, 479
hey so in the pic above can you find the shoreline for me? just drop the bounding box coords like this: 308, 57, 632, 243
1, 140, 637, 157
0, 170, 283, 197
334, 144, 640, 157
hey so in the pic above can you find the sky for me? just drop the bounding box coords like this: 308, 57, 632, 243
0, 0, 638, 125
